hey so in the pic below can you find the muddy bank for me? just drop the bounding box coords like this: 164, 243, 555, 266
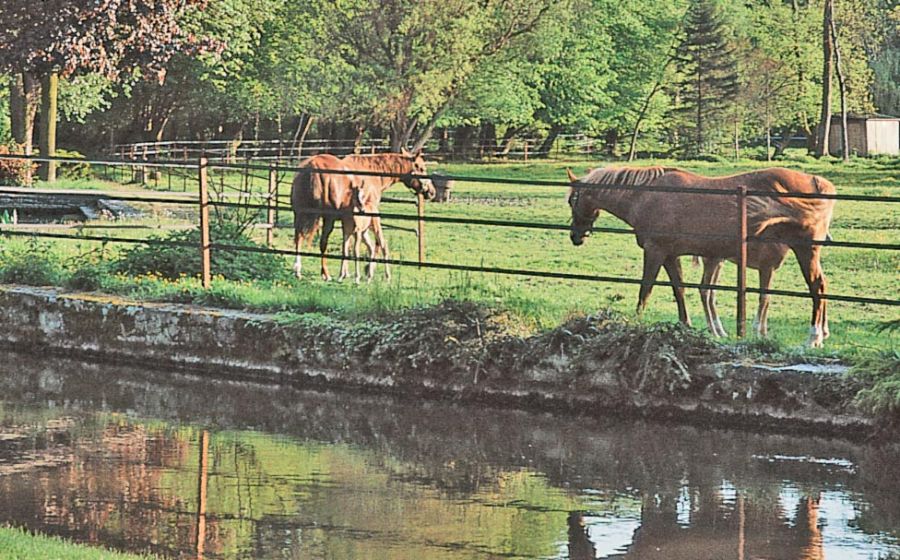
0, 284, 874, 438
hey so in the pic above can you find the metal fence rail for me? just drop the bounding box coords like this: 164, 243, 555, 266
0, 153, 897, 337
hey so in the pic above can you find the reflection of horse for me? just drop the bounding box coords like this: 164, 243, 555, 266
291, 150, 435, 280
567, 166, 836, 347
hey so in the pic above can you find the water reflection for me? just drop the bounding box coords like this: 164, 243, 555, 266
0, 351, 898, 559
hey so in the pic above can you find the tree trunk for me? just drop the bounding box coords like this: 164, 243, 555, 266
773, 127, 792, 158
9, 73, 39, 185
39, 72, 59, 182
815, 0, 835, 158
453, 126, 477, 160
499, 126, 524, 155
604, 129, 619, 157
830, 16, 850, 162
628, 80, 664, 161
538, 124, 562, 156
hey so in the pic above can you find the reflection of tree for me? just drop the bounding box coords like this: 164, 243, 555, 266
1, 352, 900, 559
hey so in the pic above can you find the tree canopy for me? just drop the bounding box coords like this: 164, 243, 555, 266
0, 0, 895, 160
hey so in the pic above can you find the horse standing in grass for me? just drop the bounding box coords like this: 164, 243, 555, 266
566, 166, 836, 347
345, 182, 389, 283
291, 149, 435, 280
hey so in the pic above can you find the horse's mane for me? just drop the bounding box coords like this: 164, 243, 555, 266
342, 153, 409, 174
582, 166, 671, 186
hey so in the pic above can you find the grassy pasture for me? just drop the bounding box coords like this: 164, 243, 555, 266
3, 153, 898, 358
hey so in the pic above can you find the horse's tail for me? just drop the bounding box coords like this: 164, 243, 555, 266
291, 169, 321, 238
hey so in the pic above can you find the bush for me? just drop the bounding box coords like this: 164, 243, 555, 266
0, 144, 34, 186
55, 148, 92, 181
113, 222, 285, 282
852, 351, 900, 419
0, 239, 63, 285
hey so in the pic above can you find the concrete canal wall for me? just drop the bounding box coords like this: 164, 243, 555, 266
0, 284, 874, 438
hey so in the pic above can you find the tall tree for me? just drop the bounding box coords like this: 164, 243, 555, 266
815, 0, 836, 158
304, 0, 560, 151
674, 0, 739, 156
0, 0, 214, 180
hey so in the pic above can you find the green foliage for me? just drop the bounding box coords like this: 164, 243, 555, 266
673, 0, 740, 155
112, 222, 285, 282
0, 238, 64, 285
0, 526, 155, 560
852, 351, 900, 419
0, 144, 33, 185
54, 149, 92, 181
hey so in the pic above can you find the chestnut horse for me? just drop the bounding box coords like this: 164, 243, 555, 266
346, 182, 388, 283
291, 149, 435, 280
567, 166, 835, 347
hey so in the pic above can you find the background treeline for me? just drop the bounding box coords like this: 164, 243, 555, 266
0, 0, 897, 159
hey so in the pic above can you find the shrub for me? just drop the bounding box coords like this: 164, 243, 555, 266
113, 222, 285, 282
0, 144, 34, 186
0, 238, 63, 285
852, 351, 900, 419
55, 149, 92, 181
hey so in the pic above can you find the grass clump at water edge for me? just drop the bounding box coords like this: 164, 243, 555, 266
0, 525, 156, 560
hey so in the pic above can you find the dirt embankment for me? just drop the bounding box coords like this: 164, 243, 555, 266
0, 285, 874, 438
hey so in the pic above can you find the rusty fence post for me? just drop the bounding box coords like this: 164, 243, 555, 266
416, 192, 426, 266
736, 185, 748, 338
199, 157, 211, 288
267, 163, 277, 247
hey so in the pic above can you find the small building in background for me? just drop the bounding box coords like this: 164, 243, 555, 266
827, 114, 900, 157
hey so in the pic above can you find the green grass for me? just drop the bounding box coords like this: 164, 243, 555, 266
0, 526, 155, 560
1, 151, 897, 360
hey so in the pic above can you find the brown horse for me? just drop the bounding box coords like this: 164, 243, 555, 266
567, 166, 835, 347
291, 149, 435, 280
345, 182, 389, 283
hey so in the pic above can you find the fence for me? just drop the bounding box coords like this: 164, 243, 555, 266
0, 153, 898, 339
112, 134, 603, 164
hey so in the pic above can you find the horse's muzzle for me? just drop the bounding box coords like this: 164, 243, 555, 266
570, 231, 585, 246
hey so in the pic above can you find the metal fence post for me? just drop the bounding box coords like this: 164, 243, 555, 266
199, 157, 211, 288
417, 192, 426, 266
736, 185, 748, 338
267, 163, 277, 247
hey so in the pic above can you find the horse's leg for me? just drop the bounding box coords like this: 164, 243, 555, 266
792, 245, 828, 348
636, 247, 665, 317
754, 265, 776, 337
663, 256, 691, 327
362, 230, 376, 282
374, 217, 390, 280
338, 216, 355, 282
700, 258, 724, 336
353, 231, 364, 284
293, 226, 304, 278
709, 262, 727, 337
319, 217, 335, 281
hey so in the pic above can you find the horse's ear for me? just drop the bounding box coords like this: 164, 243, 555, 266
412, 147, 422, 158
566, 168, 578, 183
401, 148, 412, 157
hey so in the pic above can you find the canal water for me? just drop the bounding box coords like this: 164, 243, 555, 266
0, 351, 898, 560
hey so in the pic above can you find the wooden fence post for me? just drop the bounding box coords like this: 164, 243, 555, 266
416, 192, 426, 266
267, 163, 277, 247
199, 157, 211, 288
736, 185, 748, 338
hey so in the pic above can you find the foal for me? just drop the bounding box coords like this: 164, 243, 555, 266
339, 183, 390, 283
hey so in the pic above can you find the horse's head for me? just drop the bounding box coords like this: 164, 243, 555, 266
567, 168, 598, 246
401, 148, 436, 200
